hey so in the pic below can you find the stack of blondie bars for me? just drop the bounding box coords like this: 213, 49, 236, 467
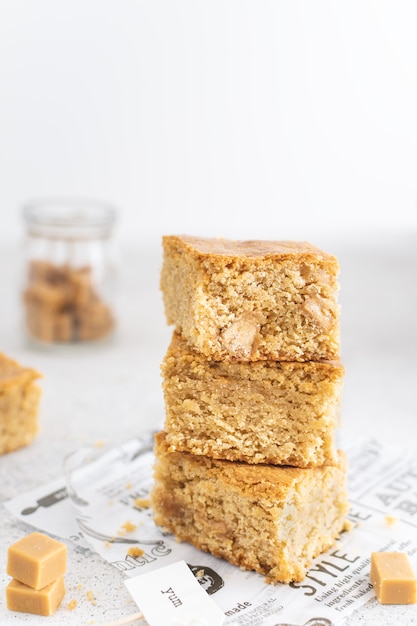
151, 235, 349, 583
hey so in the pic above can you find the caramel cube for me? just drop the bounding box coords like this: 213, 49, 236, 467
371, 552, 417, 604
6, 577, 66, 616
7, 532, 67, 590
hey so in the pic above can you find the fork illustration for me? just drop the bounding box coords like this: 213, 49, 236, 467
274, 618, 333, 626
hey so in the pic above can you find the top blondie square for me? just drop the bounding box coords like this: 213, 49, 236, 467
161, 235, 341, 362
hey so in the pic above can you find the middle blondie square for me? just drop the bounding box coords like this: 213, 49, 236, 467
162, 331, 344, 467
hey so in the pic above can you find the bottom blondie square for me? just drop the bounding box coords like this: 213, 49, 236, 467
162, 331, 344, 466
0, 353, 42, 454
151, 431, 349, 583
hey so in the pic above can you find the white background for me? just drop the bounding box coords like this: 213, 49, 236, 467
1, 0, 417, 246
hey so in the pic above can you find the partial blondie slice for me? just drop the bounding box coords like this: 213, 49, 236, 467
0, 354, 42, 454
160, 235, 340, 361
162, 332, 344, 466
151, 431, 349, 583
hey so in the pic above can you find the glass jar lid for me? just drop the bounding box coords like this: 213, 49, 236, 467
23, 198, 117, 240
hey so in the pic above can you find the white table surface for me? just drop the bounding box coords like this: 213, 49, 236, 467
0, 232, 416, 626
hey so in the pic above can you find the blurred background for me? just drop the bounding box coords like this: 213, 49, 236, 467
0, 0, 417, 245
0, 1, 416, 445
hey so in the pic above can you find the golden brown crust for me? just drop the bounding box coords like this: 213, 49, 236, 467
163, 235, 338, 262
0, 353, 41, 388
155, 431, 346, 494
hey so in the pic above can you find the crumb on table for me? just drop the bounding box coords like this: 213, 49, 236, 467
134, 497, 150, 509
118, 521, 137, 535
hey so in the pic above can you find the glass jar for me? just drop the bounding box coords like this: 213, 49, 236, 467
22, 199, 118, 345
